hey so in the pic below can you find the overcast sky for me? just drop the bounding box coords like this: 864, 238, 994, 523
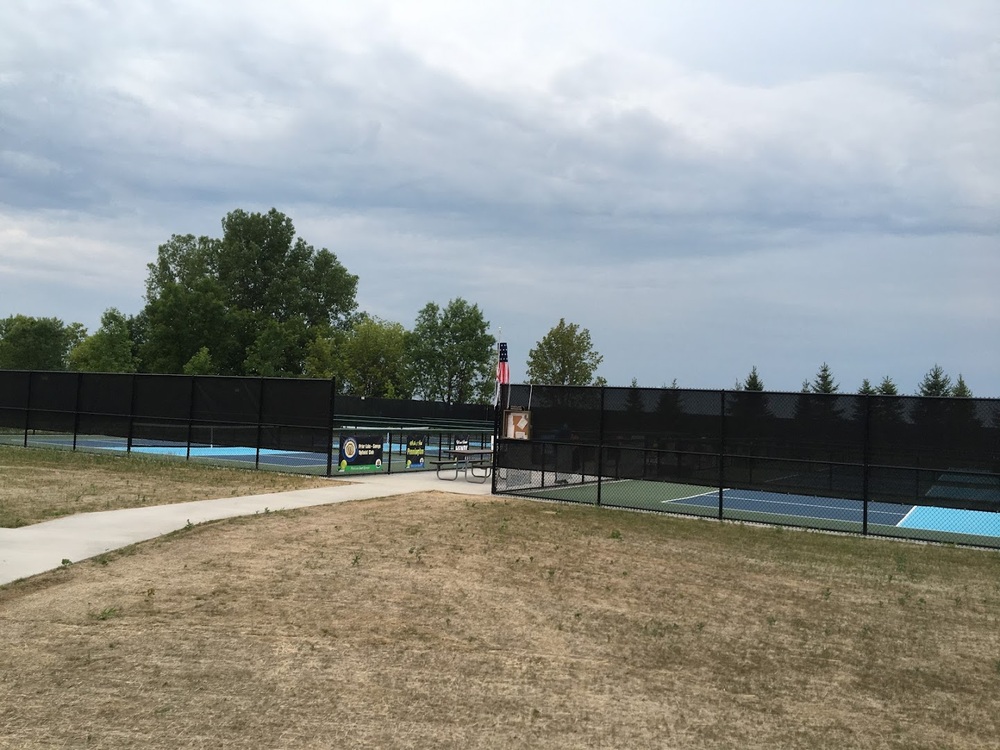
2, 0, 998, 395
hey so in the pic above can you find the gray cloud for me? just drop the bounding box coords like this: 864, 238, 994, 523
1, 0, 997, 392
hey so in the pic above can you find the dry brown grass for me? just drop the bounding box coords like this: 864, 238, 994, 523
3, 489, 1000, 749
0, 445, 331, 527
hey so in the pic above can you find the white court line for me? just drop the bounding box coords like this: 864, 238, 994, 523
664, 490, 904, 522
662, 491, 719, 504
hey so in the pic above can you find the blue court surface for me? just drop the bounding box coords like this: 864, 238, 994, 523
526, 478, 1000, 544
665, 487, 1000, 540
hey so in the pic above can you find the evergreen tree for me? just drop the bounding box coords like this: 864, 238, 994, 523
877, 376, 899, 396
952, 374, 973, 398
743, 366, 765, 391
858, 378, 876, 395
809, 362, 839, 394
916, 364, 951, 397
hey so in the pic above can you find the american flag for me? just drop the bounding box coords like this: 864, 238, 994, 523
496, 342, 510, 385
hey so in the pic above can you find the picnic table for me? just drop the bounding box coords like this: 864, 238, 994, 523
429, 448, 494, 483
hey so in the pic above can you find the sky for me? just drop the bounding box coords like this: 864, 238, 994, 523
1, 0, 998, 395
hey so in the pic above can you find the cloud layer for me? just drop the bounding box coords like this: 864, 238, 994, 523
1, 0, 997, 393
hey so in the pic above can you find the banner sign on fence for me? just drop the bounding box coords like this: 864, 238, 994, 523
454, 435, 469, 452
405, 434, 426, 468
338, 433, 384, 473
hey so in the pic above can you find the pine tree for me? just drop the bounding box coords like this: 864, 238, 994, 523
743, 366, 765, 391
809, 363, 839, 394
916, 364, 951, 397
877, 376, 899, 396
952, 374, 973, 398
858, 378, 876, 395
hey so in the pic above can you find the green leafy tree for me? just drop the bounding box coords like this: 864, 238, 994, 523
139, 209, 358, 375
526, 318, 603, 386
183, 346, 215, 375
0, 315, 84, 370
858, 378, 876, 395
406, 299, 495, 404
67, 308, 137, 373
340, 316, 409, 398
303, 333, 342, 380
916, 364, 952, 397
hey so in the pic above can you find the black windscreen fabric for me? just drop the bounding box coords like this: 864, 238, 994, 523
27, 372, 77, 432
192, 376, 261, 426
0, 370, 29, 429
77, 373, 134, 439
133, 375, 192, 421
261, 378, 331, 428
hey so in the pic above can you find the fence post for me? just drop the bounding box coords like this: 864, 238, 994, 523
718, 390, 726, 521
185, 376, 197, 461
255, 377, 265, 470
862, 394, 871, 536
22, 371, 33, 447
597, 386, 605, 507
126, 373, 137, 454
326, 377, 336, 477
72, 371, 83, 451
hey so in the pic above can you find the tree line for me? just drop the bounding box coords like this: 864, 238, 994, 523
0, 209, 606, 403
731, 362, 976, 398
0, 208, 979, 400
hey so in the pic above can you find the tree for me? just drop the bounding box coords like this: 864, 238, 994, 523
139, 209, 358, 375
0, 315, 84, 370
743, 366, 765, 391
877, 376, 899, 396
303, 333, 342, 380
406, 299, 495, 404
526, 319, 603, 386
339, 316, 409, 398
67, 308, 137, 373
952, 374, 973, 398
183, 347, 215, 375
858, 378, 877, 396
916, 364, 951, 397
808, 362, 839, 394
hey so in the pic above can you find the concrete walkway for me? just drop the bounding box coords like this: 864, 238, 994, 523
0, 472, 494, 586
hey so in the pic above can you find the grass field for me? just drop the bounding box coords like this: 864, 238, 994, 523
2, 446, 1000, 748
0, 444, 332, 527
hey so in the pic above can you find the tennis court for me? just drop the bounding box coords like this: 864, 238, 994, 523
522, 477, 1000, 546
3, 426, 493, 476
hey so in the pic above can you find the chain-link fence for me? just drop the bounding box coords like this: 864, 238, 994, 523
0, 370, 493, 476
493, 384, 1000, 548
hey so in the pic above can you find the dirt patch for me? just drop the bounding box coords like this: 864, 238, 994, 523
2, 492, 999, 748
